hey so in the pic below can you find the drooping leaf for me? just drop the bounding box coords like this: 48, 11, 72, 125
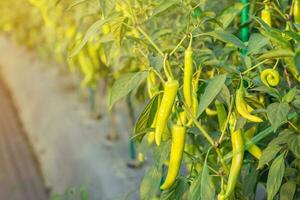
279, 181, 296, 200
189, 150, 215, 200
69, 16, 117, 57
110, 16, 128, 45
266, 153, 285, 200
282, 87, 297, 103
247, 33, 269, 55
257, 49, 294, 61
218, 3, 244, 29
160, 177, 189, 200
266, 102, 290, 131
288, 134, 300, 159
150, 0, 178, 18
197, 74, 227, 117
203, 30, 246, 49
140, 167, 162, 200
258, 145, 282, 169
108, 71, 147, 109
134, 93, 161, 142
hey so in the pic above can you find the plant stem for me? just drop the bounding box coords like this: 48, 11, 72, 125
242, 59, 269, 74
137, 27, 164, 57
184, 105, 229, 173
170, 34, 187, 56
218, 95, 234, 144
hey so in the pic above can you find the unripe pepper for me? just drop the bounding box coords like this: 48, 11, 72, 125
160, 124, 186, 190
218, 113, 244, 200
235, 85, 263, 123
244, 126, 262, 159
261, 5, 272, 27
183, 40, 193, 109
215, 100, 227, 131
155, 80, 179, 146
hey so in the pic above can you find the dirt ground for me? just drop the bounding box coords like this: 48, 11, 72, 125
0, 36, 146, 200
0, 75, 48, 200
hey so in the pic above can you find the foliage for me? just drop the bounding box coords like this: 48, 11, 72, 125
1, 0, 300, 199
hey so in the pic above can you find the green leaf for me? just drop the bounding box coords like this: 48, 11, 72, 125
151, 0, 178, 18
108, 72, 147, 109
266, 102, 290, 131
148, 53, 163, 71
197, 74, 227, 117
288, 134, 300, 159
67, 0, 88, 10
258, 145, 282, 169
294, 51, 300, 70
140, 167, 162, 200
160, 177, 189, 200
218, 85, 231, 108
282, 87, 297, 103
242, 165, 258, 198
189, 150, 215, 200
79, 187, 89, 200
153, 141, 171, 169
110, 17, 128, 45
134, 93, 161, 142
69, 16, 117, 57
269, 129, 295, 146
247, 33, 269, 55
283, 31, 300, 43
266, 153, 285, 200
280, 181, 296, 200
203, 31, 246, 49
257, 49, 294, 61
218, 3, 244, 29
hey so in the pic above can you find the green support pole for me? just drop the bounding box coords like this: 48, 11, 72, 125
126, 95, 136, 161
240, 0, 250, 56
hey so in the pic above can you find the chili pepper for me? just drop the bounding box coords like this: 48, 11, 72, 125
294, 0, 300, 23
261, 5, 272, 27
205, 107, 218, 116
187, 70, 201, 126
78, 50, 95, 88
218, 113, 244, 200
183, 38, 193, 109
155, 80, 179, 146
147, 71, 159, 97
260, 68, 280, 87
235, 85, 263, 123
160, 124, 186, 190
215, 100, 227, 131
244, 126, 262, 159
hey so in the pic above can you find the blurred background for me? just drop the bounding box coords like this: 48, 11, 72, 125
0, 0, 149, 199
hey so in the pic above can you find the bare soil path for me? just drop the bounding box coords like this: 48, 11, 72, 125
0, 77, 48, 200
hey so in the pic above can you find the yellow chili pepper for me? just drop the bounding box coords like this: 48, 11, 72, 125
160, 124, 186, 190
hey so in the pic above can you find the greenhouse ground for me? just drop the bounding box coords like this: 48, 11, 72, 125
0, 36, 145, 200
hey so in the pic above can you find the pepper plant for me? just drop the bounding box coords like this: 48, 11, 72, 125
1, 0, 300, 199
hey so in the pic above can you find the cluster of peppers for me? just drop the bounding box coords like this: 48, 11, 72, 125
142, 1, 300, 198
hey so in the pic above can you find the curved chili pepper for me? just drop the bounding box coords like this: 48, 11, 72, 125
260, 68, 280, 87
160, 124, 186, 190
235, 85, 263, 123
